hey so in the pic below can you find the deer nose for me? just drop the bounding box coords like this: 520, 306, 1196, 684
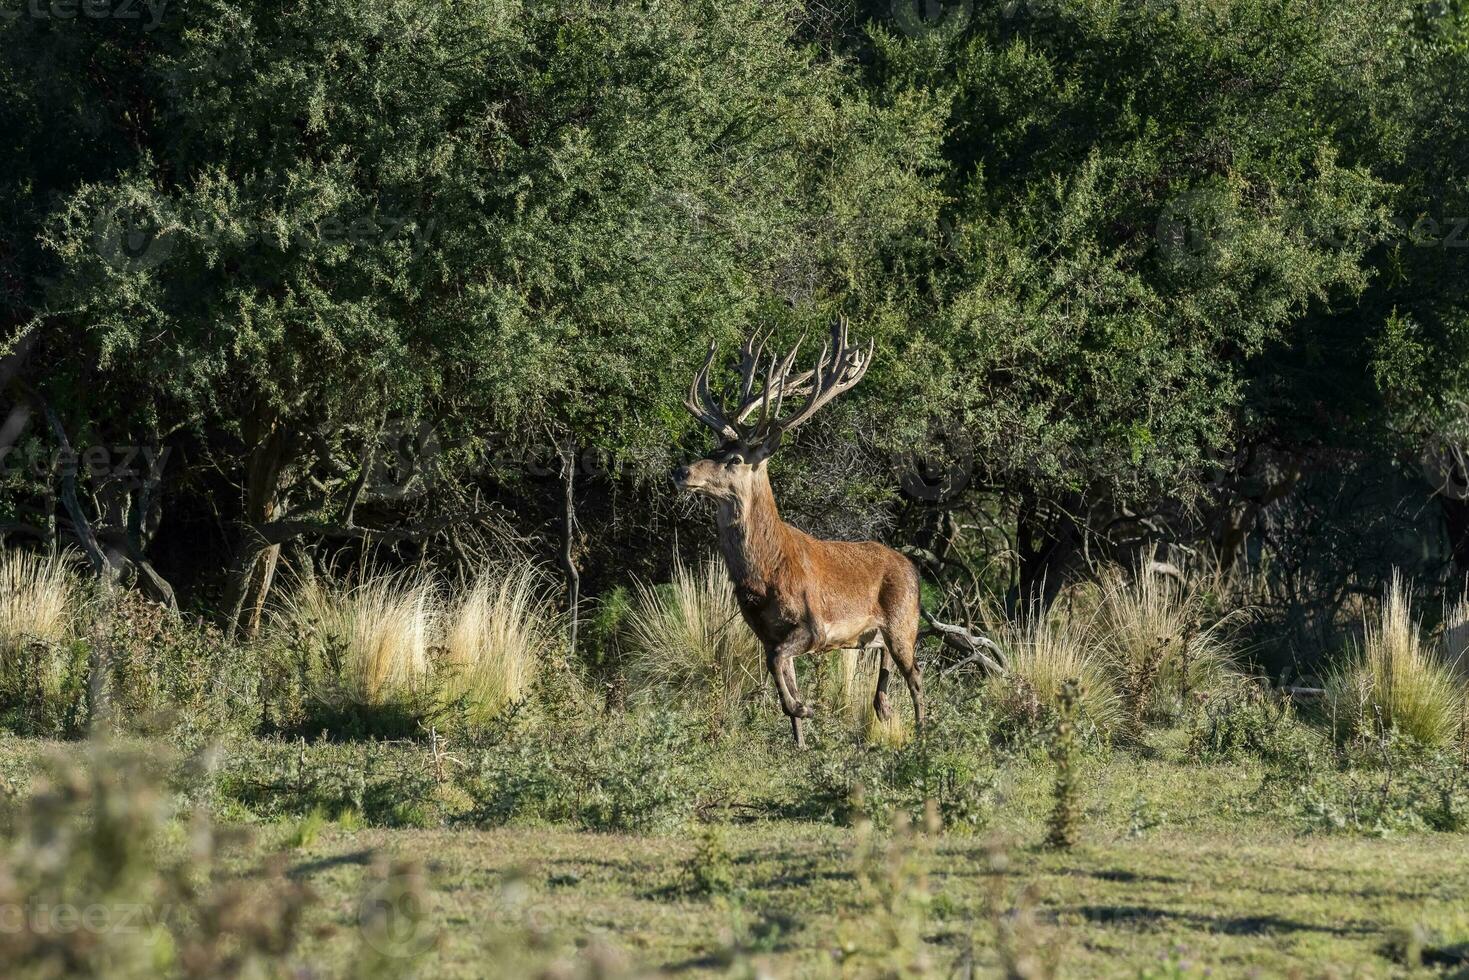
671, 465, 690, 486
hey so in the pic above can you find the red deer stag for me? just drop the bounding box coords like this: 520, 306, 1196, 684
671, 319, 923, 747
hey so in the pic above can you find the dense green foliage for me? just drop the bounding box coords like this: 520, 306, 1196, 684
1, 0, 1468, 661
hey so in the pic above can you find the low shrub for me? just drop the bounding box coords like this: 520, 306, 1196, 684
469, 707, 709, 832
0, 745, 318, 979
207, 737, 447, 828
102, 594, 260, 738
685, 824, 736, 895
801, 691, 998, 831
1187, 681, 1320, 765
1292, 755, 1469, 836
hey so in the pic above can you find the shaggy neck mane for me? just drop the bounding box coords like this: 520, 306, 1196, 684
715, 471, 787, 592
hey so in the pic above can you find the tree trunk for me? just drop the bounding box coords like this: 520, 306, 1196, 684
560, 446, 580, 655
1011, 490, 1083, 617
224, 403, 288, 638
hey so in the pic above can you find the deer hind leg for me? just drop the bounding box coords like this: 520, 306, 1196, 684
882, 622, 925, 734
873, 648, 894, 721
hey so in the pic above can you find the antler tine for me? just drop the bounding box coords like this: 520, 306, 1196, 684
731, 328, 768, 411
733, 330, 811, 428
765, 331, 806, 423
766, 317, 871, 439
684, 339, 740, 442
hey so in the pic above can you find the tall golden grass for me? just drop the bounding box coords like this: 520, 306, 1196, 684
275, 560, 565, 726
442, 563, 557, 725
1330, 572, 1465, 746
0, 549, 81, 653
988, 603, 1124, 736
0, 548, 84, 707
1443, 591, 1469, 681
276, 558, 567, 728
277, 568, 438, 708
812, 647, 910, 746
623, 556, 764, 718
1093, 566, 1238, 721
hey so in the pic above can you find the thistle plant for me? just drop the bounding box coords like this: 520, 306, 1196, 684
1047, 679, 1082, 849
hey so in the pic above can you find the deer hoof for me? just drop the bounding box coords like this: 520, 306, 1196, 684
873, 693, 892, 721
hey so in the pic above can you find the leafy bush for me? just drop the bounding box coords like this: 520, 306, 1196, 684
208, 738, 446, 828
685, 825, 736, 896
0, 746, 318, 979
1187, 682, 1319, 765
1293, 754, 1469, 836
1328, 573, 1465, 747
101, 595, 260, 738
584, 585, 633, 700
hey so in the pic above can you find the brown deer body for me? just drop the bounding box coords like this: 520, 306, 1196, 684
672, 321, 924, 746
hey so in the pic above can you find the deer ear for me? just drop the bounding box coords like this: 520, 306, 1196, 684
750, 431, 782, 462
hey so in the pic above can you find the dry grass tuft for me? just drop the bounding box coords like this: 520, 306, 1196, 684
812, 647, 911, 745
1094, 566, 1238, 723
277, 567, 439, 709
1330, 572, 1465, 746
0, 549, 82, 653
442, 563, 559, 725
1443, 591, 1469, 681
624, 556, 764, 718
0, 549, 85, 713
988, 603, 1123, 736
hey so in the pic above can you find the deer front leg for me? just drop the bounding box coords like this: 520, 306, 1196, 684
767, 631, 813, 747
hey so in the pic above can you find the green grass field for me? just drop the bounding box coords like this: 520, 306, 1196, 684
276, 737, 1469, 977
9, 723, 1464, 978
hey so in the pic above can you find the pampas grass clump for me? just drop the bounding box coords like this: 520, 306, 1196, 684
624, 556, 764, 718
0, 549, 85, 714
443, 563, 558, 725
988, 605, 1123, 737
1330, 573, 1464, 747
0, 549, 82, 653
276, 568, 439, 710
1095, 567, 1238, 722
813, 647, 910, 746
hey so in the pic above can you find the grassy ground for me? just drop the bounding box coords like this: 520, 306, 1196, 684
4, 709, 1468, 977
193, 729, 1469, 978
288, 821, 1469, 978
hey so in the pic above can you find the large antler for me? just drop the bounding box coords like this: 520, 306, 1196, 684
683, 318, 870, 449
762, 317, 871, 444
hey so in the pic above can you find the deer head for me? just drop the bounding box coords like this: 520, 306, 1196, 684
671, 317, 872, 499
